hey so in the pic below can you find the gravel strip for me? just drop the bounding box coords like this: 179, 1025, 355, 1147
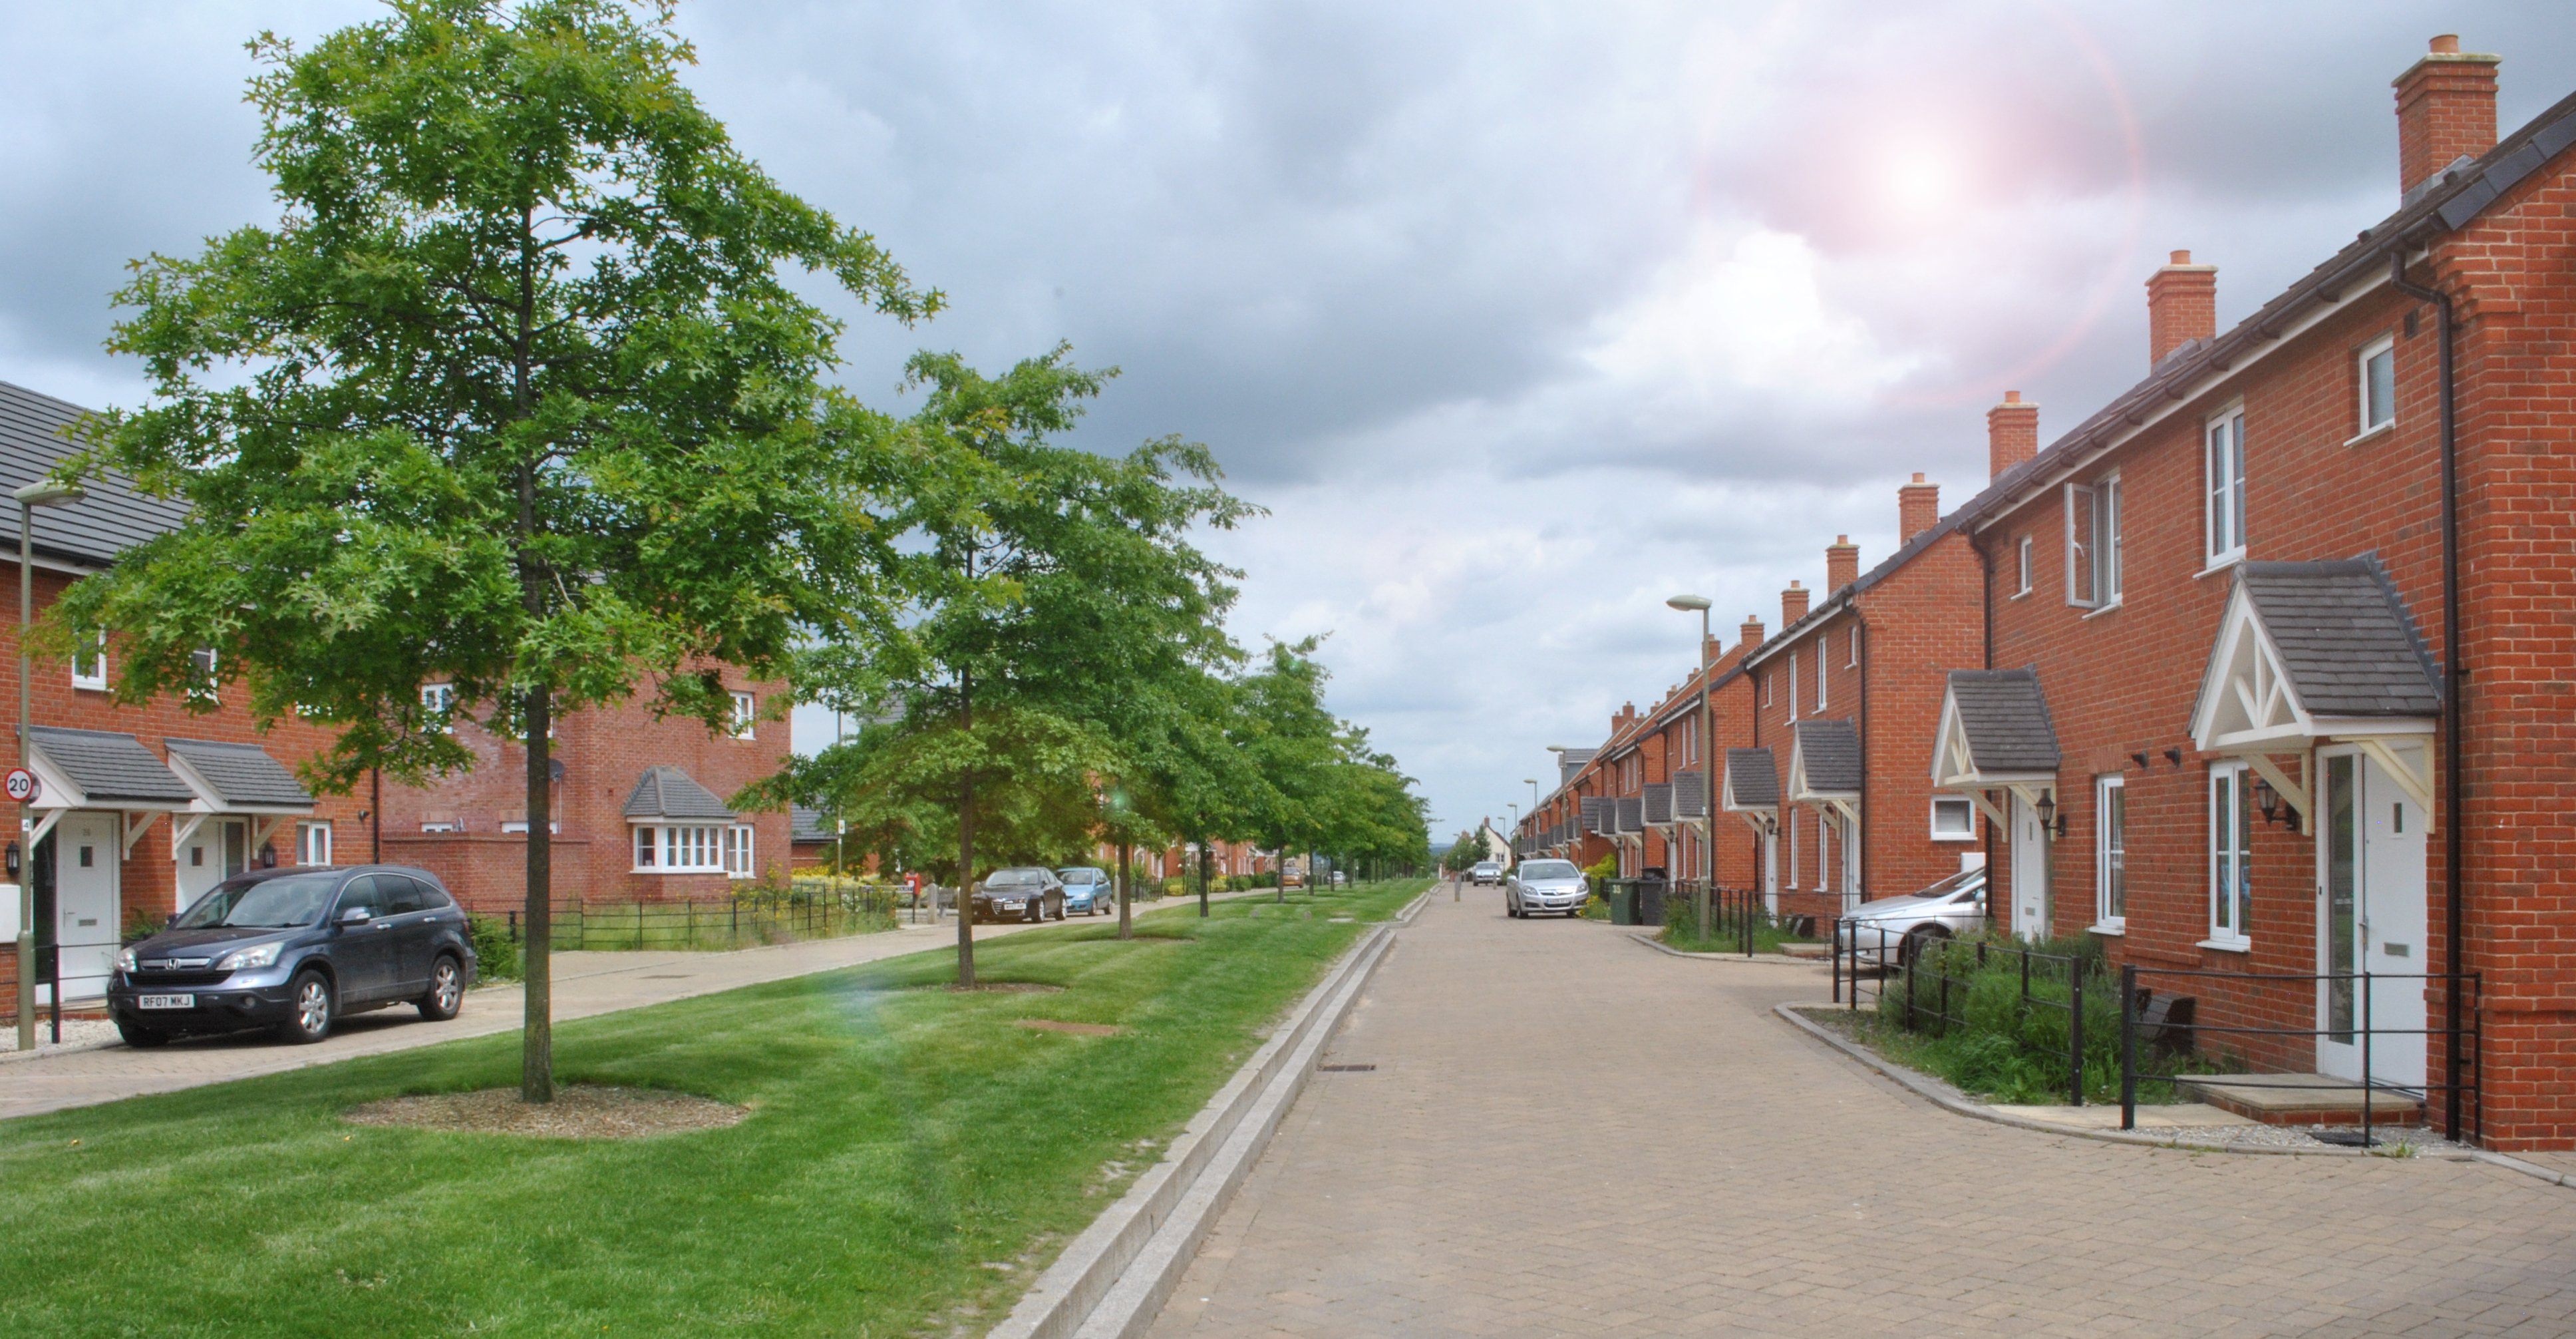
0, 1018, 122, 1057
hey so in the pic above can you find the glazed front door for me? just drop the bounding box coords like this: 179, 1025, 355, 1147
51, 812, 120, 1002
2317, 747, 2429, 1089
2010, 793, 2048, 940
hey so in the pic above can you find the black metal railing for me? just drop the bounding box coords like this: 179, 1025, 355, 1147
2116, 964, 2482, 1144
1647, 879, 1804, 957
1837, 924, 2091, 1107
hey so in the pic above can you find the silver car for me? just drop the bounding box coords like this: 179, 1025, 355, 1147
1835, 866, 1989, 966
1505, 859, 1590, 918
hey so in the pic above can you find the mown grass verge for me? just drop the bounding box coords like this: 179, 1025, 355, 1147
0, 878, 1430, 1336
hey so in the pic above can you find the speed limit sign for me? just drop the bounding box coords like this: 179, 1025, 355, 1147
3, 768, 37, 804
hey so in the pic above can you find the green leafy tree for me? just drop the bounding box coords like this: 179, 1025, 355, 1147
62, 0, 934, 1099
757, 345, 1249, 978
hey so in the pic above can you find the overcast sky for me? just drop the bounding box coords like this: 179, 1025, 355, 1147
4, 2, 2571, 843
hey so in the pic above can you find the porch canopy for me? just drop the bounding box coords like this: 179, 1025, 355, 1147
25, 725, 198, 856
1788, 718, 1861, 826
1672, 770, 1707, 821
1614, 796, 1644, 842
1930, 670, 2062, 830
1642, 781, 1675, 829
163, 737, 317, 862
1580, 795, 1615, 839
2187, 558, 2440, 826
1722, 747, 1778, 833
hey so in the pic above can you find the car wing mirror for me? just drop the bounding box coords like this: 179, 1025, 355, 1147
339, 906, 373, 925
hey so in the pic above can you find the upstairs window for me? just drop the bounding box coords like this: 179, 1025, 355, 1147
2016, 535, 2033, 597
1847, 625, 1860, 669
2358, 335, 2396, 436
730, 691, 758, 739
188, 646, 219, 703
2206, 407, 2247, 564
2066, 477, 2123, 609
1815, 642, 1828, 711
71, 632, 106, 691
1786, 653, 1798, 720
422, 683, 457, 733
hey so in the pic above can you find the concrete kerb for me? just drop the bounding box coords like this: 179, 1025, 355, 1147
1770, 1002, 2478, 1163
991, 887, 1428, 1339
1627, 931, 1826, 966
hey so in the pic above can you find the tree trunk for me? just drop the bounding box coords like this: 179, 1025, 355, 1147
956, 769, 977, 988
522, 684, 553, 1103
1116, 839, 1133, 940
1198, 841, 1211, 918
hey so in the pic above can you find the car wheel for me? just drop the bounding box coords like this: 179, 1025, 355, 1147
278, 970, 334, 1045
418, 954, 464, 1022
115, 1018, 169, 1048
1900, 927, 1949, 970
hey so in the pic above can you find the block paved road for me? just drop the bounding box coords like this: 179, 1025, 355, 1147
0, 908, 1092, 1120
1147, 883, 2576, 1338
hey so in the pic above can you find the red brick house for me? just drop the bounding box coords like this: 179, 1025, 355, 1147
1929, 36, 2576, 1149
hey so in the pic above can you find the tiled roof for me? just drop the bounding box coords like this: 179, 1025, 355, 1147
1615, 796, 1643, 834
2238, 558, 2440, 717
1724, 748, 1779, 809
790, 805, 833, 843
28, 726, 195, 804
1791, 718, 1861, 797
163, 738, 313, 809
1581, 795, 1614, 835
1672, 769, 1706, 819
623, 766, 736, 821
0, 382, 193, 568
1643, 782, 1673, 825
1945, 670, 2062, 775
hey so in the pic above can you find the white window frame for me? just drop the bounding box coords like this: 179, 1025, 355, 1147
2016, 535, 2033, 598
730, 690, 758, 739
1786, 653, 1798, 721
2094, 774, 2124, 930
2205, 405, 2247, 568
420, 821, 460, 834
422, 683, 456, 732
1762, 672, 1772, 707
188, 646, 219, 703
2065, 476, 2122, 611
1815, 640, 1827, 711
1846, 625, 1860, 669
499, 821, 560, 835
1929, 795, 1975, 841
633, 823, 739, 874
2354, 335, 2396, 441
723, 823, 756, 877
2207, 763, 2252, 949
294, 821, 331, 866
71, 632, 106, 691
1788, 809, 1800, 888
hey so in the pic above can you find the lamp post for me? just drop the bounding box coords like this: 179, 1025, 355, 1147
16, 480, 83, 1053
1667, 595, 1714, 936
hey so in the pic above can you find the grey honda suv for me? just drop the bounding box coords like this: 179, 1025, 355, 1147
108, 864, 477, 1047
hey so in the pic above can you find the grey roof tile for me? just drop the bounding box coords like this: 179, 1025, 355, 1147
163, 738, 313, 808
790, 805, 832, 843
1643, 782, 1674, 825
0, 383, 193, 568
1615, 796, 1643, 833
1724, 748, 1779, 809
2237, 558, 2440, 718
1581, 795, 1614, 835
28, 725, 196, 804
1792, 718, 1861, 796
1672, 769, 1707, 819
1946, 670, 2062, 775
623, 766, 736, 821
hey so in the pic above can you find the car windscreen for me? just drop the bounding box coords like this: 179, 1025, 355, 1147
174, 873, 341, 929
987, 870, 1041, 887
1518, 861, 1580, 880
1913, 868, 1985, 900
1057, 870, 1100, 884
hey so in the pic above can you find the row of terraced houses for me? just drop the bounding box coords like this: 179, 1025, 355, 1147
1515, 37, 2576, 1152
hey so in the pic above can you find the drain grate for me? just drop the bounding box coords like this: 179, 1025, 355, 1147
1317, 1063, 1376, 1072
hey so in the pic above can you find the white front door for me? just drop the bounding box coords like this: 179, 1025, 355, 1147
2010, 793, 2048, 940
1840, 815, 1861, 914
175, 818, 249, 910
1760, 828, 1778, 914
51, 811, 120, 1002
2317, 747, 2429, 1088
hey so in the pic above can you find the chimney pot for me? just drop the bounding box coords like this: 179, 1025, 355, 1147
1826, 536, 1860, 594
1738, 614, 1764, 649
2394, 36, 2499, 200
1782, 580, 1810, 627
1899, 473, 1941, 544
2146, 253, 2219, 367
1987, 393, 2041, 480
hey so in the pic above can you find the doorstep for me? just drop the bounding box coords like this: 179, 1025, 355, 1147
1989, 1103, 2253, 1131
2180, 1073, 2424, 1127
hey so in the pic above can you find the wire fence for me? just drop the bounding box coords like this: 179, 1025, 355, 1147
495, 878, 908, 952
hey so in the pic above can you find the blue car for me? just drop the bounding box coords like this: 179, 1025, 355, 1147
1057, 867, 1112, 915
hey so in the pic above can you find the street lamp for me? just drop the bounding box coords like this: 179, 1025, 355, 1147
1666, 595, 1714, 922
16, 479, 83, 1053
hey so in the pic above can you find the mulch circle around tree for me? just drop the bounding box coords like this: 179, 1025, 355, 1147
343, 1085, 747, 1139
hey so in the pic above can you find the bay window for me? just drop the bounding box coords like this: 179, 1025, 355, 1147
634, 823, 756, 876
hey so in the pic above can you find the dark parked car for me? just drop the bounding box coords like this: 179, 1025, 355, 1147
109, 864, 477, 1048
971, 867, 1066, 923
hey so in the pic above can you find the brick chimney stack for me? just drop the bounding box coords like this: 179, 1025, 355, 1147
1825, 536, 1859, 594
2146, 250, 2218, 367
1781, 580, 1809, 627
1738, 614, 1764, 650
1899, 473, 1940, 544
2396, 35, 2500, 200
1987, 391, 2040, 480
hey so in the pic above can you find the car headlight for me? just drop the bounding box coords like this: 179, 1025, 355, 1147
117, 948, 137, 974
216, 941, 284, 972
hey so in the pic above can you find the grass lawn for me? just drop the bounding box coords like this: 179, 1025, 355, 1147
0, 877, 1430, 1337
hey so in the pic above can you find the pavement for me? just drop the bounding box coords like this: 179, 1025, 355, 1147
0, 905, 1103, 1121
1145, 882, 2576, 1338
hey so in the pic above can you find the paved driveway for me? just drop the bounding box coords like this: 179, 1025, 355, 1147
1148, 886, 2576, 1338
0, 913, 1043, 1120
